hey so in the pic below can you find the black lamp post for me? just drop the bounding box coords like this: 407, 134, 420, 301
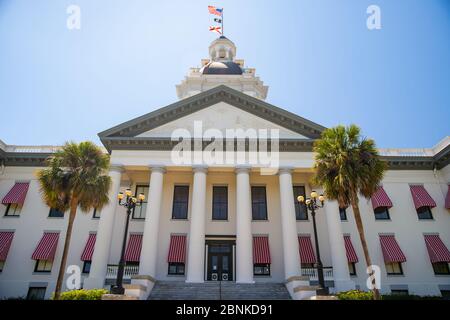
110, 188, 145, 295
297, 191, 329, 296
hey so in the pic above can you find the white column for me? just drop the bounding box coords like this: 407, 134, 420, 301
186, 166, 207, 283
324, 200, 355, 292
235, 167, 254, 283
138, 166, 166, 278
278, 168, 302, 280
84, 165, 123, 289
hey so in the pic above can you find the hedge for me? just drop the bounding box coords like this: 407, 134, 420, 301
337, 290, 443, 300
54, 289, 108, 300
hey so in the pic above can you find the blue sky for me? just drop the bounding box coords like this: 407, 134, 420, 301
0, 0, 449, 148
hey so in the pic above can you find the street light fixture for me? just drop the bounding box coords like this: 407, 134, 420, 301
110, 188, 145, 295
297, 191, 329, 295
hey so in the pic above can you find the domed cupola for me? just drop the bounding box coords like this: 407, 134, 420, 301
176, 36, 268, 100
200, 36, 242, 75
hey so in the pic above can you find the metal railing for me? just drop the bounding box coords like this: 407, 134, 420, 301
301, 267, 334, 280
105, 264, 140, 279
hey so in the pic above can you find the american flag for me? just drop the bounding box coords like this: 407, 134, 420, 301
208, 6, 223, 16
209, 26, 222, 35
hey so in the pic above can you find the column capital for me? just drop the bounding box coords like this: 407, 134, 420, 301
235, 165, 251, 174
110, 164, 124, 173
148, 165, 166, 174
192, 165, 208, 174
278, 167, 295, 175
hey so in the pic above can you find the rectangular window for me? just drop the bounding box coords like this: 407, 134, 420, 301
293, 186, 307, 220
168, 262, 185, 275
4, 204, 22, 217
26, 287, 46, 300
48, 208, 64, 218
212, 186, 228, 220
391, 289, 409, 295
34, 260, 53, 273
133, 185, 149, 219
253, 264, 270, 276
0, 260, 4, 272
301, 263, 315, 269
417, 206, 433, 220
251, 186, 268, 220
385, 262, 403, 275
432, 262, 450, 275
92, 208, 100, 219
374, 207, 390, 220
172, 186, 189, 219
339, 207, 347, 221
82, 261, 91, 274
348, 262, 356, 276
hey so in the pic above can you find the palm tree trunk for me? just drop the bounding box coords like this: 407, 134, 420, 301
351, 197, 381, 300
53, 197, 78, 300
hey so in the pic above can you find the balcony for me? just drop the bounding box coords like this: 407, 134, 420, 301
105, 264, 140, 280
301, 267, 334, 281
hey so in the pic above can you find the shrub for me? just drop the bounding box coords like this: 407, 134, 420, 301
337, 290, 443, 300
337, 290, 374, 300
54, 289, 108, 300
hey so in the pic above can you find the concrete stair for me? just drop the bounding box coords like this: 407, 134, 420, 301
148, 281, 292, 300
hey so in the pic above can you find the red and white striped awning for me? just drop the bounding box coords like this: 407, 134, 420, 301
80, 233, 96, 261
371, 186, 393, 210
424, 234, 450, 263
344, 235, 359, 263
298, 235, 316, 264
2, 182, 29, 205
445, 185, 450, 209
379, 235, 406, 263
124, 234, 142, 262
409, 185, 436, 209
167, 235, 186, 263
31, 232, 59, 261
253, 236, 271, 264
0, 231, 14, 261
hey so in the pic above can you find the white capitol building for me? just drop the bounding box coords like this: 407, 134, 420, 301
0, 36, 449, 300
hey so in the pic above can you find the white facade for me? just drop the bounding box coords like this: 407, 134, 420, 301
0, 37, 449, 300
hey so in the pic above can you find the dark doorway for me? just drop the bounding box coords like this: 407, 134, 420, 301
206, 241, 234, 281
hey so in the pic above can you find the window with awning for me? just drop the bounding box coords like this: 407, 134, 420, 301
0, 231, 14, 263
124, 234, 143, 263
253, 236, 271, 276
379, 235, 406, 263
298, 235, 316, 264
167, 235, 186, 275
31, 232, 59, 261
2, 182, 30, 206
81, 233, 96, 261
2, 182, 30, 217
410, 185, 436, 209
343, 235, 358, 263
167, 235, 186, 263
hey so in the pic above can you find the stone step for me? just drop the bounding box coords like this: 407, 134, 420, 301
148, 281, 292, 300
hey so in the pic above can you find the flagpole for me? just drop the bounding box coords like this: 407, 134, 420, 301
222, 9, 224, 36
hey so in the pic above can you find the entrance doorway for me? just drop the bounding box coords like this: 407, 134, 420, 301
206, 240, 234, 281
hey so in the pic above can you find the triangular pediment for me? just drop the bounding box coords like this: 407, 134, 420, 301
99, 85, 325, 151
136, 102, 308, 139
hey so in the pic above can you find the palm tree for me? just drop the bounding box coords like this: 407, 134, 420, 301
37, 141, 112, 300
313, 125, 387, 300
